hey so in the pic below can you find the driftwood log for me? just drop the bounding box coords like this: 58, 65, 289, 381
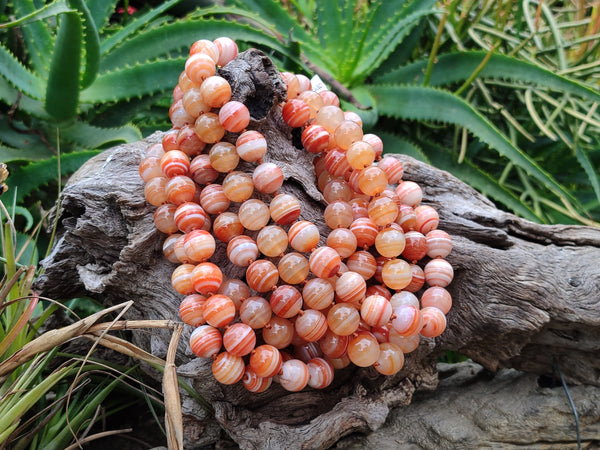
35, 49, 600, 448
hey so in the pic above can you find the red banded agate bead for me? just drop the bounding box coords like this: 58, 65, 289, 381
189, 39, 219, 63
347, 331, 380, 367
183, 229, 215, 262
345, 141, 375, 170
161, 150, 190, 178
190, 154, 218, 185
213, 36, 238, 66
277, 252, 309, 285
139, 157, 164, 182
153, 204, 178, 234
374, 342, 404, 376
368, 196, 399, 227
182, 87, 210, 118
269, 193, 301, 225
302, 278, 335, 310
405, 264, 425, 292
240, 296, 272, 329
238, 199, 270, 231
309, 246, 341, 279
279, 359, 309, 392
262, 317, 294, 349
375, 227, 406, 258
203, 294, 235, 328
414, 205, 439, 234
144, 177, 168, 206
218, 278, 250, 310
282, 99, 311, 127
171, 263, 196, 295
360, 294, 393, 327
166, 175, 196, 205
179, 294, 207, 327
253, 163, 284, 194
256, 225, 288, 257
319, 329, 349, 358
209, 141, 239, 173
349, 218, 378, 249
395, 181, 422, 207
223, 323, 256, 356
236, 130, 267, 162
326, 228, 357, 259
212, 352, 245, 385
421, 286, 452, 314
426, 229, 453, 259
199, 75, 231, 108
345, 251, 376, 280
391, 304, 423, 337
307, 357, 334, 389
174, 202, 208, 233
424, 258, 454, 287
377, 156, 404, 184
195, 112, 225, 144
227, 235, 259, 267
190, 325, 222, 358
327, 303, 360, 336
301, 124, 330, 154
212, 212, 243, 243
185, 53, 216, 84
242, 365, 272, 393
402, 231, 428, 262
199, 184, 230, 215
382, 258, 412, 290
249, 344, 282, 378
191, 262, 223, 295
333, 120, 363, 150
362, 133, 383, 159
246, 259, 279, 292
270, 285, 303, 318
222, 171, 254, 202
420, 307, 447, 338
219, 101, 250, 132
288, 221, 320, 253
357, 166, 388, 196
389, 330, 420, 353
335, 271, 366, 305
177, 125, 205, 156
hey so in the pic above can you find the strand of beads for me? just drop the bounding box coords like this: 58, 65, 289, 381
139, 37, 455, 394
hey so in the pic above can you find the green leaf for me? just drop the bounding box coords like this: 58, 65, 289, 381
368, 84, 575, 203
60, 122, 141, 148
575, 144, 600, 207
85, 0, 115, 30
0, 0, 72, 29
375, 51, 600, 104
0, 115, 50, 151
0, 77, 49, 118
0, 44, 45, 100
0, 145, 54, 162
44, 11, 81, 121
81, 58, 185, 103
12, 0, 55, 77
376, 131, 430, 163
8, 150, 99, 203
69, 0, 101, 89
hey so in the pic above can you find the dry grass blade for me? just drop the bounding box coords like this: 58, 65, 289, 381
82, 331, 166, 367
0, 301, 133, 380
86, 319, 180, 333
164, 323, 184, 450
63, 428, 134, 450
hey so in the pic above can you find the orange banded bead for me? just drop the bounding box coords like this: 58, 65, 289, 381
199, 75, 231, 108
382, 258, 412, 290
308, 246, 341, 279
277, 252, 310, 284
190, 325, 222, 358
239, 296, 272, 329
269, 193, 301, 225
307, 357, 334, 389
246, 259, 279, 292
171, 263, 196, 295
347, 331, 380, 367
282, 99, 311, 128
227, 235, 259, 267
288, 220, 320, 253
253, 163, 284, 194
249, 344, 282, 378
270, 285, 303, 318
374, 342, 404, 375
153, 204, 178, 234
236, 130, 267, 162
391, 304, 423, 337
302, 278, 335, 310
238, 199, 270, 231
213, 36, 238, 66
139, 157, 164, 182
242, 365, 272, 393
326, 228, 357, 259
335, 271, 366, 305
199, 184, 230, 215
166, 175, 196, 205
262, 316, 294, 349
222, 171, 254, 202
212, 212, 244, 243
426, 229, 453, 259
160, 150, 190, 178
423, 258, 453, 287
223, 323, 256, 357
301, 124, 330, 154
190, 154, 219, 185
279, 359, 309, 392
256, 225, 288, 257
421, 286, 452, 314
212, 351, 245, 385
191, 262, 223, 295
174, 202, 208, 233
415, 205, 439, 234
144, 176, 168, 206
419, 307, 447, 338
183, 229, 216, 262
195, 112, 225, 144
219, 101, 250, 133
203, 294, 235, 328
360, 294, 393, 327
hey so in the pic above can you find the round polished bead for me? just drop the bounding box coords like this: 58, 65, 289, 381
308, 246, 341, 279
318, 329, 349, 359
227, 235, 259, 267
172, 234, 190, 264
378, 156, 404, 184
256, 225, 288, 257
345, 251, 377, 280
396, 204, 417, 232
242, 364, 272, 393
160, 133, 176, 152
174, 202, 208, 233
357, 166, 388, 196
301, 124, 330, 154
199, 75, 231, 108
382, 258, 412, 290
249, 345, 282, 380
177, 125, 206, 156
295, 309, 328, 342
323, 148, 352, 179
360, 294, 393, 327
368, 196, 399, 227
375, 227, 406, 258
345, 141, 375, 170
212, 212, 244, 243
179, 294, 208, 326
199, 184, 230, 215
391, 304, 423, 337
212, 352, 245, 385
334, 120, 363, 151
307, 357, 334, 389
183, 229, 216, 262
282, 99, 311, 128
182, 87, 210, 118
371, 324, 390, 343
222, 171, 254, 202
189, 39, 219, 62
366, 284, 391, 300
203, 294, 235, 328
246, 259, 279, 292
160, 150, 190, 178
240, 296, 272, 329
153, 204, 178, 234
236, 130, 267, 162
213, 36, 238, 66
405, 264, 426, 292
269, 193, 301, 225
347, 331, 380, 367
223, 323, 256, 357
327, 303, 360, 336
319, 90, 340, 107
326, 228, 357, 259
374, 342, 404, 375
302, 278, 335, 310
139, 157, 164, 182
298, 90, 324, 119
362, 133, 383, 159
177, 70, 197, 93
424, 258, 454, 287
218, 278, 250, 310
350, 197, 369, 220
279, 359, 309, 392
414, 205, 439, 235
395, 181, 423, 207
323, 178, 352, 204
253, 163, 284, 194
295, 73, 311, 93
219, 100, 250, 133
420, 307, 447, 338
390, 291, 419, 310
270, 285, 303, 318
315, 105, 345, 134
402, 231, 428, 262
421, 286, 452, 314
238, 199, 270, 231
317, 171, 335, 192
208, 141, 239, 173
185, 53, 216, 84
277, 252, 310, 285
426, 229, 453, 259
324, 200, 353, 229
169, 100, 195, 128
389, 329, 421, 353
144, 176, 168, 206
165, 175, 196, 205
288, 221, 320, 253
194, 112, 225, 144
281, 72, 300, 99
335, 271, 366, 305
171, 263, 196, 295
191, 262, 223, 295
349, 218, 378, 249
189, 154, 219, 185
262, 316, 294, 349
190, 325, 222, 358
163, 233, 183, 263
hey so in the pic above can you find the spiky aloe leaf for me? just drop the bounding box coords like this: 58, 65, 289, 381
575, 144, 600, 206
8, 151, 99, 203
99, 18, 297, 73
86, 0, 115, 30
0, 0, 72, 29
81, 58, 185, 104
69, 0, 100, 89
0, 77, 49, 118
0, 116, 50, 152
44, 11, 81, 121
374, 51, 600, 104
60, 122, 141, 148
0, 45, 45, 100
0, 145, 54, 163
368, 84, 575, 203
376, 131, 430, 163
314, 0, 351, 74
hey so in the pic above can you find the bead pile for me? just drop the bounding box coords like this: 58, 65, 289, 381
139, 37, 454, 393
